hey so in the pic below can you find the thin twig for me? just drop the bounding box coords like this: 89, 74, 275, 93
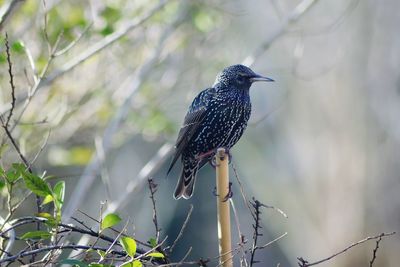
44, 0, 170, 84
0, 244, 127, 264
258, 232, 288, 249
250, 198, 263, 266
230, 199, 248, 267
169, 204, 194, 253
76, 210, 150, 248
369, 233, 383, 267
297, 232, 396, 267
147, 178, 161, 243
100, 219, 130, 263
243, 0, 320, 67
4, 33, 16, 128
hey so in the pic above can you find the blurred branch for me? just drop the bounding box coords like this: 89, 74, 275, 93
0, 0, 170, 118
0, 244, 127, 264
62, 2, 189, 222
243, 0, 320, 67
44, 0, 170, 84
297, 232, 396, 267
229, 199, 248, 267
0, 0, 25, 31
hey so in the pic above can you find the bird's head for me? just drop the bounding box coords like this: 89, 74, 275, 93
213, 64, 274, 91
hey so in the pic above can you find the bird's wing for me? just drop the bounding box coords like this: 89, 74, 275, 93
167, 88, 214, 175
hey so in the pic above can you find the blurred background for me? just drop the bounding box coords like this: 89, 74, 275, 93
1, 0, 399, 266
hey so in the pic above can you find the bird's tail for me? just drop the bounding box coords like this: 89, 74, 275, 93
174, 159, 199, 199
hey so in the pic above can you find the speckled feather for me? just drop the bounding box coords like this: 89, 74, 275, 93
168, 64, 272, 199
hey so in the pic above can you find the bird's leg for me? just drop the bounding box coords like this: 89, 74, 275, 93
196, 147, 232, 168
196, 149, 218, 167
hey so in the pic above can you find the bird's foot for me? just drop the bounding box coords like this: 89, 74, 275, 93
222, 182, 233, 202
213, 183, 233, 201
196, 148, 232, 168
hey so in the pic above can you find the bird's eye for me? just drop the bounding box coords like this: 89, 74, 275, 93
236, 75, 245, 83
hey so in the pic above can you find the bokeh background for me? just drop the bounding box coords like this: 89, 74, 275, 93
1, 0, 399, 266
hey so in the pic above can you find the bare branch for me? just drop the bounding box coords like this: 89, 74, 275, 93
3, 33, 16, 128
148, 178, 161, 244
369, 233, 383, 267
242, 0, 320, 67
297, 232, 396, 267
169, 204, 194, 253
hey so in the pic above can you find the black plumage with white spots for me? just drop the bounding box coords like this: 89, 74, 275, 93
168, 64, 274, 199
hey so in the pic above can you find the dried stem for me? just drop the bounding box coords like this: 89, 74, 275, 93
297, 232, 396, 267
148, 178, 161, 244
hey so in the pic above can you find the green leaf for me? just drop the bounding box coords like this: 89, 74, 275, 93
101, 213, 121, 230
36, 212, 54, 220
148, 237, 157, 248
60, 259, 89, 267
53, 180, 65, 209
11, 40, 25, 54
22, 172, 52, 197
12, 163, 26, 174
0, 178, 4, 190
120, 236, 137, 258
147, 252, 165, 258
121, 261, 142, 267
42, 194, 54, 205
36, 212, 57, 226
21, 230, 51, 240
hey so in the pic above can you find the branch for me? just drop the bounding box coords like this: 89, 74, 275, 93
169, 204, 194, 253
43, 0, 170, 84
0, 244, 127, 264
0, 0, 25, 31
249, 198, 263, 266
62, 0, 188, 220
3, 33, 16, 128
148, 178, 161, 244
369, 233, 383, 267
242, 0, 320, 67
297, 232, 396, 267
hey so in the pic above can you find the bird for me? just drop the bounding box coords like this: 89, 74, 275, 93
167, 64, 274, 199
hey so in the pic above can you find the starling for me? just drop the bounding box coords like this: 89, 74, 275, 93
167, 64, 273, 199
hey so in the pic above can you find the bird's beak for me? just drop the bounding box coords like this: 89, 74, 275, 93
250, 74, 274, 83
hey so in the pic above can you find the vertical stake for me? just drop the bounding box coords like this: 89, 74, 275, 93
215, 148, 233, 267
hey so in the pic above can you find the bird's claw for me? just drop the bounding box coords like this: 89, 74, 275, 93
222, 182, 233, 202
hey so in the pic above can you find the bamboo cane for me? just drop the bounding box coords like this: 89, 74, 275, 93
215, 148, 233, 267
